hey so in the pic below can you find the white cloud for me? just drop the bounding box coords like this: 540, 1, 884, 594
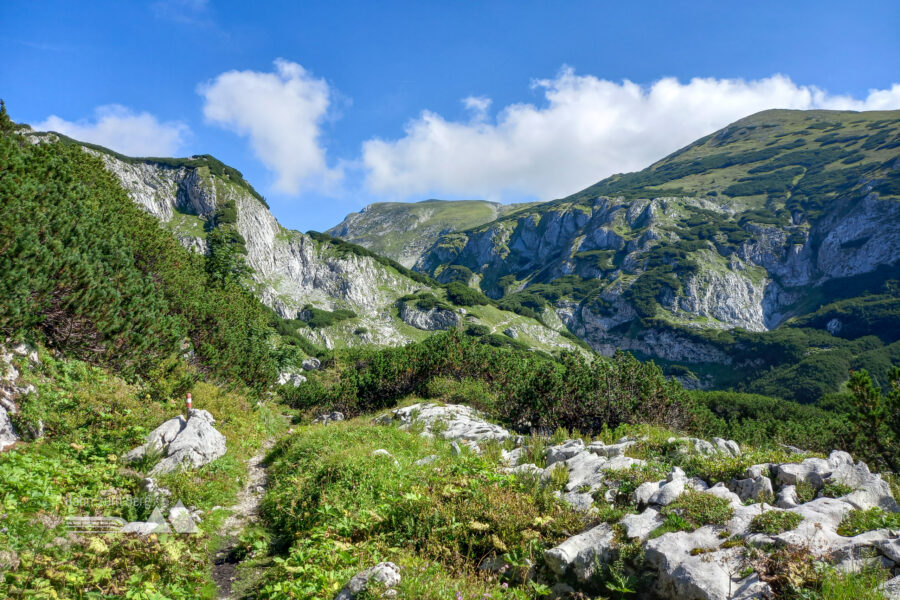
32, 105, 188, 156
152, 0, 211, 25
198, 59, 341, 195
362, 71, 900, 201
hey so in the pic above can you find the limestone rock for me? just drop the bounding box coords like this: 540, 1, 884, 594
555, 491, 596, 514
645, 528, 771, 600
881, 574, 900, 600
380, 403, 512, 443
398, 302, 460, 331
775, 485, 800, 509
414, 455, 438, 466
649, 478, 686, 507
621, 508, 664, 541
335, 562, 401, 600
546, 439, 585, 466
776, 457, 831, 488
728, 476, 774, 503
302, 357, 321, 371
124, 410, 226, 475
313, 411, 344, 425
277, 371, 307, 387
587, 439, 635, 458
544, 523, 615, 582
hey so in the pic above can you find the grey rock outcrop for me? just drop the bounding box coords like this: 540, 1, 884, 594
302, 357, 321, 371
1, 343, 41, 450
123, 409, 226, 475
277, 371, 307, 387
544, 523, 615, 582
334, 562, 401, 600
312, 411, 344, 425
398, 302, 460, 331
378, 403, 512, 443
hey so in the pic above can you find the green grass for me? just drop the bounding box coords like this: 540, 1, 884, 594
653, 491, 734, 536
255, 420, 589, 599
749, 510, 804, 535
837, 508, 900, 537
0, 348, 284, 599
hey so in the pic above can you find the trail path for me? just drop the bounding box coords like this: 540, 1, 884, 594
212, 438, 275, 599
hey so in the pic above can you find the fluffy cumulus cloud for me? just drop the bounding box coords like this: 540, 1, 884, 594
198, 59, 341, 194
362, 71, 900, 201
32, 105, 188, 157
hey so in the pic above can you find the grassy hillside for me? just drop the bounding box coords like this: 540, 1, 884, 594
327, 199, 537, 267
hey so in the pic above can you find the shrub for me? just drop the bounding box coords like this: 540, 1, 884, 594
465, 324, 490, 337
299, 305, 357, 328
325, 332, 692, 434
445, 281, 491, 306
749, 510, 803, 534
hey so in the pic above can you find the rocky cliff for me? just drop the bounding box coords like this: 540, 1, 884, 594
415, 110, 900, 367
59, 143, 577, 353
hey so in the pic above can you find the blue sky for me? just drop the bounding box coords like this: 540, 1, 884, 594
2, 0, 899, 232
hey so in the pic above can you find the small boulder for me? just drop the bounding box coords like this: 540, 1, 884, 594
728, 476, 774, 503
277, 371, 307, 387
546, 439, 585, 466
313, 412, 344, 425
302, 357, 321, 371
335, 562, 401, 600
124, 410, 226, 476
775, 485, 800, 509
555, 491, 596, 514
544, 523, 615, 582
649, 479, 686, 507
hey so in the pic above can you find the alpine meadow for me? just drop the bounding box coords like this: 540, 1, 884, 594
2, 2, 900, 600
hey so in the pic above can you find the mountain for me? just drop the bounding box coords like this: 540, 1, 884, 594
23, 131, 577, 354
327, 199, 537, 267
413, 109, 900, 399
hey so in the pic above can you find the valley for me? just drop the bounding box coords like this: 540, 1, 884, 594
1, 100, 899, 600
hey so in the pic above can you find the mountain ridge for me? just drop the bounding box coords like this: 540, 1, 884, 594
327, 198, 538, 267
335, 109, 900, 400
22, 128, 578, 355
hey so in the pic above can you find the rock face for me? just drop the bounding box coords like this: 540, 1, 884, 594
397, 301, 460, 331
92, 151, 425, 348
123, 409, 226, 475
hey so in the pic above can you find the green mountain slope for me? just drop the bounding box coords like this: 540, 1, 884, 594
415, 109, 900, 401
19, 120, 578, 356
326, 199, 537, 267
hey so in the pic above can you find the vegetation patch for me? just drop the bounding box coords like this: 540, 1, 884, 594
654, 491, 734, 535
749, 510, 804, 535
837, 508, 900, 537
